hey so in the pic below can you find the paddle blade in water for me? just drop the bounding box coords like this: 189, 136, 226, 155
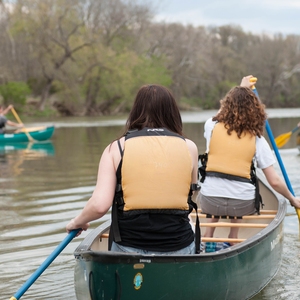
275, 132, 292, 148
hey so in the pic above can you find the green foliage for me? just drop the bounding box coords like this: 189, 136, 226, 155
133, 55, 172, 88
27, 78, 59, 96
4, 0, 300, 114
81, 51, 172, 114
0, 82, 31, 110
180, 96, 204, 109
196, 97, 217, 110
28, 106, 57, 117
203, 80, 237, 109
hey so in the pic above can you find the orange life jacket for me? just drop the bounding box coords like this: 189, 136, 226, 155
206, 122, 256, 179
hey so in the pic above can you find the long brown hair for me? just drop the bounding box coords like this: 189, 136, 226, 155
213, 86, 267, 138
123, 84, 183, 135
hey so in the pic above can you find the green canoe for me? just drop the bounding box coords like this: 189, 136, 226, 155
74, 171, 286, 300
0, 126, 55, 143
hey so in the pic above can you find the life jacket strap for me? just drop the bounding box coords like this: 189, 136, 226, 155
206, 171, 253, 184
109, 139, 124, 249
188, 184, 201, 254
250, 162, 264, 214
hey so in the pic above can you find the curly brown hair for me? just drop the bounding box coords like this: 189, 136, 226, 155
212, 86, 267, 138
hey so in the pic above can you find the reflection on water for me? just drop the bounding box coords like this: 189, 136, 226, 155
1, 111, 300, 299
0, 141, 55, 156
0, 141, 55, 178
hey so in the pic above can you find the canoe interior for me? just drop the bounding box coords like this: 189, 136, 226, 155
89, 173, 280, 252
74, 171, 286, 300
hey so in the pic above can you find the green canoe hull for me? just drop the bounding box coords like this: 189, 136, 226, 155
74, 221, 284, 299
74, 176, 286, 300
0, 126, 55, 143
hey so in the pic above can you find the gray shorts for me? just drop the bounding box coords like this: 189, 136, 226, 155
199, 193, 256, 217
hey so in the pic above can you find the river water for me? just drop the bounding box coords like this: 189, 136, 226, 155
1, 109, 300, 300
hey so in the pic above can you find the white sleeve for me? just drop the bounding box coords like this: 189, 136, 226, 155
255, 136, 276, 169
204, 117, 217, 152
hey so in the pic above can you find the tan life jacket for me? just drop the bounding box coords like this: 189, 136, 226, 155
206, 122, 256, 179
111, 128, 201, 253
120, 128, 192, 212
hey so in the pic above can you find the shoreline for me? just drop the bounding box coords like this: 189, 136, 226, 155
20, 108, 300, 128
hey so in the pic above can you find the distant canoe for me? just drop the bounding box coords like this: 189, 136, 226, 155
0, 126, 55, 143
73, 171, 286, 300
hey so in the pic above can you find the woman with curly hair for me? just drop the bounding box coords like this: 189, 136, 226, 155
198, 75, 300, 246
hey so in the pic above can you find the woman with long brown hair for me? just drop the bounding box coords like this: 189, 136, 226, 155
66, 84, 200, 254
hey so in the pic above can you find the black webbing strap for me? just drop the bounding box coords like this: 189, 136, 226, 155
206, 171, 252, 183
109, 140, 123, 249
189, 184, 201, 254
198, 153, 208, 183
250, 161, 264, 214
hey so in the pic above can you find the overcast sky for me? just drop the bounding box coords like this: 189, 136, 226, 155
152, 0, 300, 35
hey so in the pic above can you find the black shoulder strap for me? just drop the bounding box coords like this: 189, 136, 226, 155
109, 139, 124, 249
198, 153, 208, 183
117, 139, 124, 157
188, 184, 201, 254
250, 161, 264, 214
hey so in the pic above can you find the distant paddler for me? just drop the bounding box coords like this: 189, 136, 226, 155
0, 104, 24, 133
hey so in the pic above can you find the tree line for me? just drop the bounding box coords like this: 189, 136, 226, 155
0, 0, 300, 116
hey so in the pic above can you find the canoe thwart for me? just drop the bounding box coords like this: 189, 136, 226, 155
200, 222, 268, 228
190, 213, 276, 220
196, 209, 277, 215
202, 237, 246, 243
